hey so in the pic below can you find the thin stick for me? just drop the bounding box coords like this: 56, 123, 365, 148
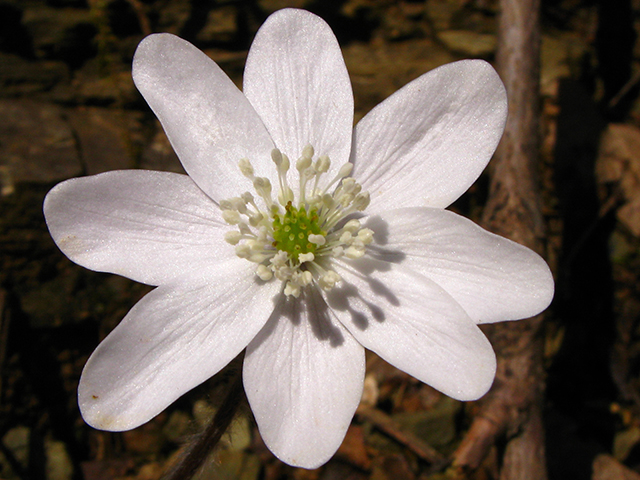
452, 0, 549, 478
356, 406, 447, 467
163, 371, 245, 480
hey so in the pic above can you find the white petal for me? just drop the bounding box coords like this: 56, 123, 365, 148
363, 208, 554, 323
133, 33, 275, 201
79, 261, 281, 431
352, 60, 507, 210
44, 170, 232, 286
244, 287, 365, 468
243, 9, 354, 190
327, 259, 496, 401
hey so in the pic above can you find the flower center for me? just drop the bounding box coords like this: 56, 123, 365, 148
220, 144, 373, 297
272, 203, 325, 262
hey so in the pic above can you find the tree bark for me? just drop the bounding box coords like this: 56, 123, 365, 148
452, 0, 549, 479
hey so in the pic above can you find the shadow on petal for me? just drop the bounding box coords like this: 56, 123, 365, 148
325, 256, 407, 331
362, 215, 406, 264
257, 287, 347, 348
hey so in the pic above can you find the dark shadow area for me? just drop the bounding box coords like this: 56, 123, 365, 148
546, 77, 616, 480
596, 0, 637, 120
0, 3, 34, 58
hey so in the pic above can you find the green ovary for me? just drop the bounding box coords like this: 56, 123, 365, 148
272, 202, 324, 262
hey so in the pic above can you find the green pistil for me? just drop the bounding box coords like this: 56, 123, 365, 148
272, 202, 325, 262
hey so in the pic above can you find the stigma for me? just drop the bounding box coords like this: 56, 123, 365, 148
221, 145, 373, 297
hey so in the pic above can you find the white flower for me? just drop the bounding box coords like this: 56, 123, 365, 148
43, 8, 554, 469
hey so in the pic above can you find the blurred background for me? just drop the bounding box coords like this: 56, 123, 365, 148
2, 0, 640, 479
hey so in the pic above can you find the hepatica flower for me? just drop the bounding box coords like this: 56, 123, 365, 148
44, 8, 553, 469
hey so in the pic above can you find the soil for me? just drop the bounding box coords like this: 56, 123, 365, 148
2, 1, 640, 479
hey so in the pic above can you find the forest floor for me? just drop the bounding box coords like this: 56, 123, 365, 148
3, 1, 640, 479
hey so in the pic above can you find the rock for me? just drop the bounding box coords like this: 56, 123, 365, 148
155, 0, 192, 35
0, 99, 81, 183
162, 410, 192, 443
66, 106, 141, 174
613, 425, 640, 462
192, 399, 215, 428
0, 52, 69, 95
335, 425, 370, 471
227, 415, 252, 451
425, 0, 464, 31
618, 200, 640, 237
70, 66, 138, 107
2, 425, 30, 470
378, 3, 425, 41
360, 373, 379, 407
438, 30, 496, 57
593, 453, 640, 480
122, 417, 166, 456
258, 0, 312, 15
140, 123, 183, 173
192, 449, 260, 480
541, 34, 587, 97
45, 437, 74, 480
596, 123, 640, 236
81, 458, 135, 480
195, 6, 239, 45
392, 396, 460, 448
22, 5, 97, 67
342, 38, 455, 119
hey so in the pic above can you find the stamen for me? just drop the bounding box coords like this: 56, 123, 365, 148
221, 145, 373, 297
238, 158, 254, 178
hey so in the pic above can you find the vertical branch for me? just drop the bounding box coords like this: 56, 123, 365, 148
453, 0, 549, 479
487, 0, 544, 247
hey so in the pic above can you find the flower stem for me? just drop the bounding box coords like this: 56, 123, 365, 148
162, 370, 244, 480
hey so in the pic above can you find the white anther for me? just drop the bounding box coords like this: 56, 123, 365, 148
229, 197, 247, 214
337, 163, 353, 178
343, 219, 361, 233
307, 193, 322, 207
345, 245, 365, 259
256, 264, 273, 281
219, 199, 233, 210
222, 210, 241, 225
248, 240, 263, 251
253, 177, 272, 199
239, 158, 254, 177
238, 223, 252, 235
308, 234, 326, 246
256, 226, 268, 242
300, 271, 313, 285
339, 231, 353, 244
296, 155, 312, 172
224, 231, 242, 245
278, 187, 294, 205
339, 193, 354, 207
315, 155, 330, 173
342, 178, 357, 193
284, 281, 301, 298
249, 253, 268, 263
249, 212, 263, 226
322, 194, 334, 209
302, 144, 314, 159
281, 154, 290, 172
358, 228, 374, 244
353, 192, 370, 211
235, 244, 251, 258
319, 271, 341, 290
271, 251, 288, 267
298, 252, 315, 263
271, 148, 284, 166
